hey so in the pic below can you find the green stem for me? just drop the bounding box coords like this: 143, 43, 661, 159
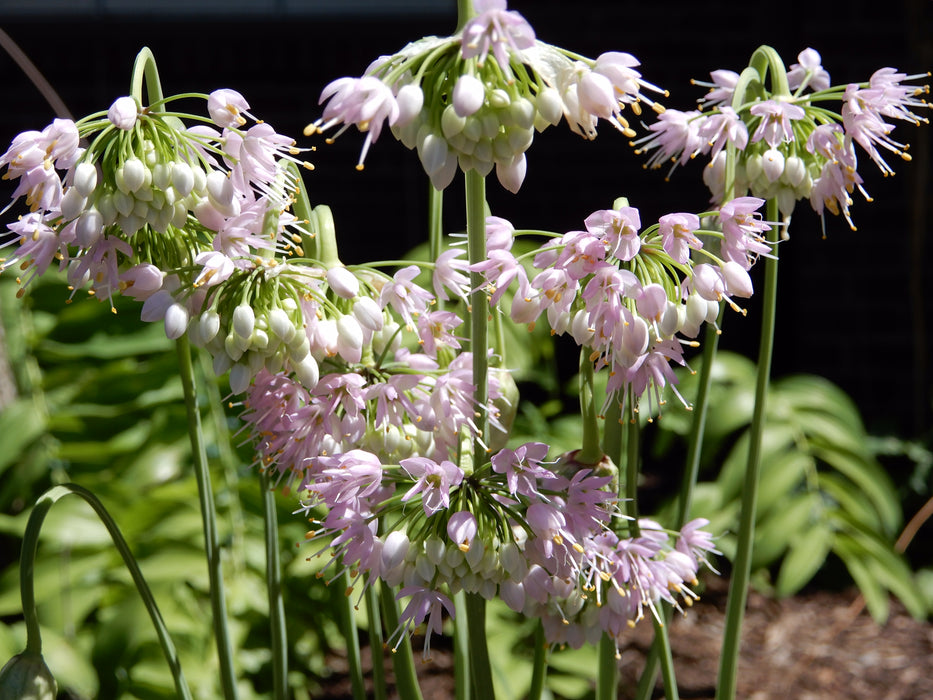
456, 0, 476, 31
577, 352, 602, 464
175, 336, 239, 700
466, 169, 489, 467
337, 571, 366, 700
19, 484, 192, 699
453, 591, 471, 700
428, 184, 443, 266
380, 582, 424, 700
715, 197, 780, 700
260, 471, 288, 700
654, 615, 680, 700
130, 47, 164, 106
624, 389, 640, 535
528, 621, 547, 700
596, 633, 618, 700
676, 319, 722, 527
365, 583, 388, 700
464, 593, 496, 699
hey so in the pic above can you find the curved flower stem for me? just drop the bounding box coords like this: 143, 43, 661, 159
260, 471, 288, 700
19, 483, 192, 699
380, 582, 424, 700
131, 46, 164, 106
336, 571, 366, 700
528, 621, 547, 700
715, 197, 780, 700
176, 336, 239, 700
465, 593, 496, 699
453, 591, 471, 700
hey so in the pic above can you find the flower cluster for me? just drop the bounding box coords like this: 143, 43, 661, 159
292, 441, 718, 657
472, 197, 772, 413
0, 88, 309, 315
308, 0, 665, 191
634, 48, 930, 228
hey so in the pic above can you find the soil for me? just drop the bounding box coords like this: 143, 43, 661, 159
317, 578, 933, 699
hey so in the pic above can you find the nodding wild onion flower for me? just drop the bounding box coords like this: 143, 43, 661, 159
0, 89, 313, 319
307, 0, 666, 192
633, 47, 930, 230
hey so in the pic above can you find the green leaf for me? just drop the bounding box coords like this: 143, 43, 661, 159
756, 451, 813, 518
775, 523, 833, 596
812, 443, 901, 535
833, 534, 890, 622
0, 397, 48, 475
751, 492, 820, 570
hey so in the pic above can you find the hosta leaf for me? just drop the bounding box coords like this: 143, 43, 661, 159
775, 523, 834, 596
751, 492, 820, 570
833, 534, 890, 622
812, 442, 901, 535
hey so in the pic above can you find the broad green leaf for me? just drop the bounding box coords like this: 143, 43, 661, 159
812, 442, 901, 535
751, 492, 821, 570
0, 396, 48, 474
847, 529, 927, 619
775, 523, 833, 596
818, 473, 884, 533
773, 374, 863, 429
756, 451, 813, 517
833, 534, 890, 622
717, 422, 797, 502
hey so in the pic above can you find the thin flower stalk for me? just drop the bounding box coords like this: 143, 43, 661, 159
716, 197, 780, 700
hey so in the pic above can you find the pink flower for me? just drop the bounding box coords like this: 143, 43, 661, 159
314, 76, 400, 169
394, 587, 456, 660
491, 441, 553, 497
786, 48, 831, 93
378, 265, 434, 325
460, 0, 535, 70
696, 69, 739, 108
718, 196, 772, 269
417, 310, 463, 357
208, 89, 252, 128
400, 456, 464, 516
749, 99, 806, 148
584, 206, 641, 261
433, 248, 470, 302
447, 511, 478, 551
657, 212, 702, 264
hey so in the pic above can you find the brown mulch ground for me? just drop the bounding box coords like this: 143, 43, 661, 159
319, 579, 933, 699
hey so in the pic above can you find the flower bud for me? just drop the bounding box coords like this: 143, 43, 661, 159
721, 261, 753, 298
352, 296, 384, 332
441, 105, 467, 139
164, 302, 189, 340
0, 650, 57, 700
108, 96, 138, 130
395, 84, 424, 127
206, 170, 239, 216
198, 310, 221, 345
267, 307, 296, 342
73, 161, 98, 197
534, 87, 563, 128
326, 266, 360, 299
761, 148, 785, 183
74, 209, 103, 248
452, 74, 485, 118
232, 304, 255, 338
228, 363, 251, 394
172, 161, 195, 197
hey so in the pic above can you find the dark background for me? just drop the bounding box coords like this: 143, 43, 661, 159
0, 0, 930, 440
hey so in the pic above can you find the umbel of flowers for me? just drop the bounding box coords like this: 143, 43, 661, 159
307, 0, 666, 192
634, 47, 930, 228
